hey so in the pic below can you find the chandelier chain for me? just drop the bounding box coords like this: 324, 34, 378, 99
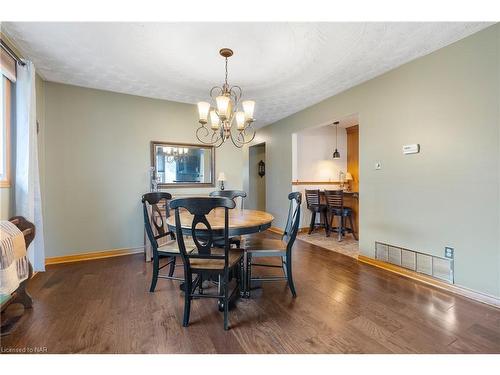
225, 57, 228, 87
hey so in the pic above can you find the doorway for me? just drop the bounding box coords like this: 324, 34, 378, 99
292, 114, 359, 258
247, 143, 266, 211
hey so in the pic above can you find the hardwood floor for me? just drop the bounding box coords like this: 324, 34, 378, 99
2, 232, 499, 354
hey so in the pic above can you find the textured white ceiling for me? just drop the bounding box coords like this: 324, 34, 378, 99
1, 22, 492, 127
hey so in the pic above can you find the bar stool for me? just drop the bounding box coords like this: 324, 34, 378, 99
324, 190, 358, 241
305, 189, 328, 235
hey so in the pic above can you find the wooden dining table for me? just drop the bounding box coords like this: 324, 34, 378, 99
165, 208, 274, 237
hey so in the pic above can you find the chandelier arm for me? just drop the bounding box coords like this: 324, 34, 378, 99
196, 126, 219, 145
228, 129, 244, 148
217, 136, 225, 148
213, 129, 225, 148
213, 129, 226, 146
239, 125, 256, 145
229, 86, 242, 104
210, 86, 224, 99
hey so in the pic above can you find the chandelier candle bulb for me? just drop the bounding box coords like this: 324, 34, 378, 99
216, 95, 230, 120
236, 111, 246, 130
210, 110, 220, 130
197, 101, 210, 123
242, 100, 255, 120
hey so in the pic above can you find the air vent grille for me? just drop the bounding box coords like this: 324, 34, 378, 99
374, 242, 454, 284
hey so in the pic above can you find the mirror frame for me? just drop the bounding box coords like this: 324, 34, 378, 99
150, 141, 216, 188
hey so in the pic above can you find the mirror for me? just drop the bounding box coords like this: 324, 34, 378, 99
150, 141, 215, 188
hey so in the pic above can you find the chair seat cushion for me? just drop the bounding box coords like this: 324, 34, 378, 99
308, 204, 327, 212
241, 238, 287, 252
158, 238, 196, 254
189, 248, 243, 270
328, 207, 353, 216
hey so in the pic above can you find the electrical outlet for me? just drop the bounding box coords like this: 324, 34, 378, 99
445, 247, 454, 259
375, 162, 382, 170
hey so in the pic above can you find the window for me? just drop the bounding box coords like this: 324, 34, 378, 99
0, 45, 15, 187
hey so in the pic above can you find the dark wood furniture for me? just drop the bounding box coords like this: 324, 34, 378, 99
305, 189, 328, 235
1, 216, 35, 336
209, 190, 247, 209
166, 207, 274, 297
166, 207, 274, 237
209, 190, 247, 247
142, 192, 196, 292
170, 197, 244, 330
324, 190, 357, 241
242, 192, 302, 297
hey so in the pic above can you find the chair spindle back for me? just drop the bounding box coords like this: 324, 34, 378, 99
305, 189, 321, 208
324, 190, 344, 210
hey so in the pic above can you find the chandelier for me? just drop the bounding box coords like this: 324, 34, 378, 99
163, 146, 189, 163
196, 48, 256, 148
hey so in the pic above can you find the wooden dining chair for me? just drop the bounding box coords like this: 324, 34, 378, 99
170, 197, 244, 330
209, 190, 247, 209
242, 192, 302, 297
324, 190, 357, 241
209, 190, 247, 247
305, 189, 328, 235
142, 192, 196, 292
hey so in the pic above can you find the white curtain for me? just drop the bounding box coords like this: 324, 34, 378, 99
15, 61, 45, 271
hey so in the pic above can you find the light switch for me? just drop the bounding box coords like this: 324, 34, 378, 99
375, 162, 382, 170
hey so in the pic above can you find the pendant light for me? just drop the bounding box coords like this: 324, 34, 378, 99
332, 121, 341, 159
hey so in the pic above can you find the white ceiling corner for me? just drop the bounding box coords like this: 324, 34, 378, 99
1, 22, 493, 127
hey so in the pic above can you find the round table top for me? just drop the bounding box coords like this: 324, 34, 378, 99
166, 208, 274, 236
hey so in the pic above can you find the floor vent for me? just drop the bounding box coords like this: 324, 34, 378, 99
375, 242, 454, 284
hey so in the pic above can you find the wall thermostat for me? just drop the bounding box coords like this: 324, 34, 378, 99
402, 144, 420, 154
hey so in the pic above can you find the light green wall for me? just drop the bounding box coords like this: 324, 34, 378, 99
248, 24, 500, 297
42, 82, 244, 257
247, 144, 266, 211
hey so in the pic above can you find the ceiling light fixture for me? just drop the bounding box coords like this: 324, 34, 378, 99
196, 48, 256, 148
332, 121, 341, 159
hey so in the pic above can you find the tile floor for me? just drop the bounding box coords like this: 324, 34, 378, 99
297, 229, 359, 258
